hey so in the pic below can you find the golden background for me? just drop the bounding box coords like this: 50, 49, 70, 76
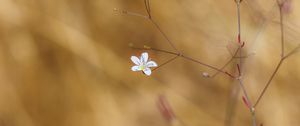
0, 0, 299, 126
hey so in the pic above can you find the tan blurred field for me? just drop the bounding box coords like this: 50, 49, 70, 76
0, 0, 300, 126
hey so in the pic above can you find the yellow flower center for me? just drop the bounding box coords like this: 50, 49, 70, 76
139, 65, 146, 70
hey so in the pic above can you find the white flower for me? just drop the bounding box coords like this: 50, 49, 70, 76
131, 52, 158, 76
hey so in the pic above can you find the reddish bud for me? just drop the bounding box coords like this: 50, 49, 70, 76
242, 96, 251, 109
157, 95, 176, 122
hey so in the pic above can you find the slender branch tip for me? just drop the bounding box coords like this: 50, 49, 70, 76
144, 45, 151, 49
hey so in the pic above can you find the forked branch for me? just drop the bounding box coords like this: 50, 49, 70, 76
253, 0, 298, 108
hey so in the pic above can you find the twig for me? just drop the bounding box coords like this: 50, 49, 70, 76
130, 46, 236, 78
253, 0, 298, 108
235, 1, 257, 126
143, 0, 180, 53
181, 55, 236, 78
278, 0, 285, 58
236, 1, 242, 43
238, 77, 256, 126
152, 55, 179, 71
144, 0, 151, 18
254, 59, 283, 107
211, 47, 240, 78
150, 19, 180, 53
130, 46, 178, 55
233, 52, 255, 58
283, 44, 300, 59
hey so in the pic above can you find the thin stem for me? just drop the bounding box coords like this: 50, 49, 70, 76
235, 1, 256, 126
151, 48, 179, 56
150, 19, 180, 53
152, 55, 179, 71
254, 0, 296, 107
236, 0, 243, 68
181, 55, 235, 78
237, 1, 241, 42
283, 45, 300, 59
238, 79, 252, 108
130, 46, 178, 55
211, 58, 234, 78
238, 78, 256, 126
227, 45, 234, 56
279, 4, 285, 58
147, 0, 151, 15
251, 111, 257, 126
142, 0, 180, 53
113, 8, 149, 19
211, 47, 240, 77
233, 52, 255, 58
144, 0, 151, 18
131, 46, 235, 78
126, 11, 149, 19
254, 59, 283, 107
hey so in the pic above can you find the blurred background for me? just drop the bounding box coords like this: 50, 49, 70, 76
0, 0, 300, 126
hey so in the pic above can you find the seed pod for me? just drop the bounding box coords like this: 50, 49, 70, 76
202, 72, 210, 78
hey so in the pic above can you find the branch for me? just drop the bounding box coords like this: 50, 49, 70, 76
234, 1, 257, 126
254, 59, 283, 107
254, 0, 298, 108
152, 55, 179, 71
211, 47, 240, 78
130, 45, 236, 78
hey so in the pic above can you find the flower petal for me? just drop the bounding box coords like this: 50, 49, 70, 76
131, 66, 141, 71
143, 68, 152, 76
140, 52, 149, 63
131, 56, 140, 65
146, 61, 158, 68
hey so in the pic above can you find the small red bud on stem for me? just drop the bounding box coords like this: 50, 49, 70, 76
242, 96, 251, 109
237, 64, 241, 76
238, 34, 241, 44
